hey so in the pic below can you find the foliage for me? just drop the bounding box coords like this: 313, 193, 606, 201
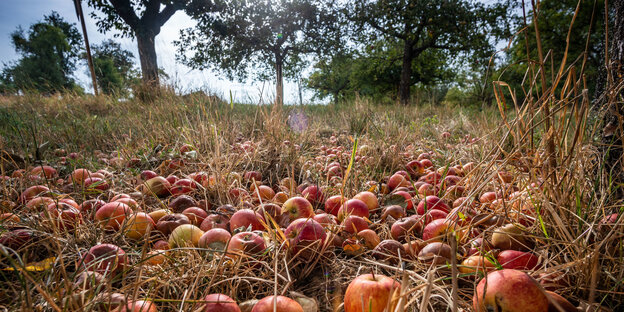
0, 12, 83, 94
91, 39, 137, 96
344, 0, 514, 104
176, 0, 341, 85
307, 38, 453, 103
504, 0, 605, 97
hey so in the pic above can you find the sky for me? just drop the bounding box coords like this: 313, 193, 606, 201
0, 0, 312, 104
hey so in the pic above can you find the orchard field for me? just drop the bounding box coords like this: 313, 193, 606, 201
0, 92, 621, 312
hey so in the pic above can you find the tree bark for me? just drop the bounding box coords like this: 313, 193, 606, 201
399, 41, 414, 105
275, 56, 284, 106
136, 29, 159, 87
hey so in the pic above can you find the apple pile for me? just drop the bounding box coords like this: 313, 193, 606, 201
0, 138, 597, 311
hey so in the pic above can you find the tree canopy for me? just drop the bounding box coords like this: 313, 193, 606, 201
87, 0, 189, 86
176, 0, 342, 105
0, 12, 83, 94
91, 39, 137, 96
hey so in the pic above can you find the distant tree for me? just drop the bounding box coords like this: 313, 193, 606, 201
177, 0, 342, 105
506, 0, 605, 97
86, 0, 189, 87
91, 39, 136, 95
347, 0, 512, 105
307, 38, 452, 103
0, 12, 83, 94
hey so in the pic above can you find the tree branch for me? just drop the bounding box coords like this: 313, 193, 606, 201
368, 19, 406, 40
109, 0, 140, 29
156, 3, 181, 27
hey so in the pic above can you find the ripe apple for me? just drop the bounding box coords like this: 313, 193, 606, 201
140, 170, 158, 180
70, 169, 91, 185
73, 271, 105, 290
313, 213, 337, 226
392, 190, 414, 210
353, 191, 379, 211
251, 296, 303, 312
171, 179, 196, 195
387, 173, 410, 191
337, 199, 369, 221
227, 231, 266, 257
252, 185, 275, 202
20, 185, 50, 203
391, 217, 422, 241
344, 274, 400, 312
120, 300, 157, 312
156, 213, 191, 236
422, 219, 454, 242
168, 224, 204, 248
25, 197, 55, 211
81, 243, 127, 276
406, 160, 425, 177
281, 197, 315, 221
498, 250, 539, 270
324, 195, 345, 216
301, 185, 324, 206
198, 228, 231, 252
416, 196, 449, 215
200, 293, 241, 312
272, 191, 289, 204
466, 237, 493, 256
342, 237, 364, 256
244, 171, 262, 182
422, 209, 448, 225
84, 177, 110, 190
342, 215, 369, 234
124, 212, 155, 240
30, 165, 57, 179
200, 214, 230, 231
230, 209, 265, 232
44, 203, 82, 231
473, 269, 549, 312
153, 240, 170, 250
95, 202, 133, 231
284, 218, 326, 258
182, 207, 208, 226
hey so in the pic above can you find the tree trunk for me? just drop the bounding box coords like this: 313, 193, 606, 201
399, 41, 415, 105
275, 57, 284, 106
136, 30, 159, 87
602, 0, 624, 196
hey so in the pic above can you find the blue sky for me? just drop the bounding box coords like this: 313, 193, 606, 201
0, 0, 309, 103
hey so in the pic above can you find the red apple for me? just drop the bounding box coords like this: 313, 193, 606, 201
313, 213, 337, 226
406, 160, 425, 177
281, 197, 315, 221
200, 293, 240, 312
416, 196, 449, 215
301, 185, 324, 206
337, 199, 369, 221
342, 215, 369, 234
81, 243, 127, 276
473, 269, 549, 312
357, 229, 381, 249
344, 274, 400, 312
183, 207, 208, 226
353, 191, 379, 212
198, 228, 231, 251
120, 300, 157, 312
387, 173, 410, 191
20, 185, 50, 203
95, 202, 133, 231
230, 209, 265, 232
381, 205, 406, 220
140, 177, 171, 197
498, 250, 539, 270
284, 218, 326, 258
251, 296, 303, 312
140, 170, 158, 180
227, 231, 266, 257
391, 217, 422, 242
30, 165, 57, 179
200, 214, 230, 231
324, 195, 345, 216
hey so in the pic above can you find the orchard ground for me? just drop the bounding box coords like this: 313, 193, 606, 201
0, 92, 621, 311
